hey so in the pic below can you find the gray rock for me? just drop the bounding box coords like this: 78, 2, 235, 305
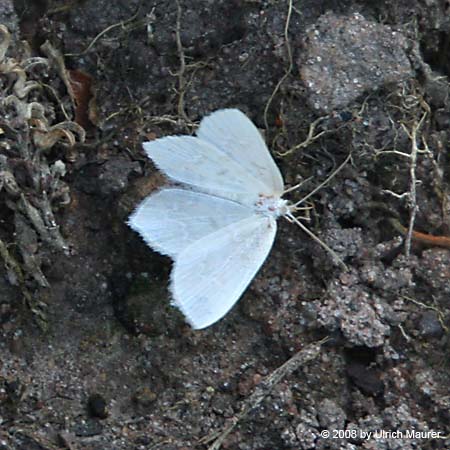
300, 12, 413, 113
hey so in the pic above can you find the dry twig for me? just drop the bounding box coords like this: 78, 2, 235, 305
173, 0, 193, 127
277, 115, 329, 157
263, 0, 294, 130
382, 112, 428, 257
203, 338, 329, 450
64, 8, 141, 57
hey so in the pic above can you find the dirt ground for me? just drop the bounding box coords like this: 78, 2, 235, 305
0, 1, 449, 449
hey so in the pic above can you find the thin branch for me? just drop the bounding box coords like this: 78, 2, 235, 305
203, 338, 330, 450
263, 0, 293, 130
277, 115, 329, 157
64, 8, 141, 57
174, 0, 191, 126
401, 112, 427, 257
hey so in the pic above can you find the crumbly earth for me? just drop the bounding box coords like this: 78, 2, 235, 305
0, 1, 449, 449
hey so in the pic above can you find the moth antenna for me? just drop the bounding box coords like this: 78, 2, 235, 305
293, 214, 311, 222
286, 213, 348, 271
293, 153, 351, 208
283, 176, 313, 195
291, 204, 313, 213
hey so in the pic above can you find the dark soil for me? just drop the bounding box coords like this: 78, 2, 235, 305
1, 1, 449, 449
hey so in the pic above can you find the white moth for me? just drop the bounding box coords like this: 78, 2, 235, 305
128, 109, 338, 329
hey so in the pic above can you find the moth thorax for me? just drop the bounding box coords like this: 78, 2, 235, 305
254, 194, 290, 218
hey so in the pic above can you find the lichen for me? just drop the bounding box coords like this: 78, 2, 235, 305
0, 25, 85, 329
